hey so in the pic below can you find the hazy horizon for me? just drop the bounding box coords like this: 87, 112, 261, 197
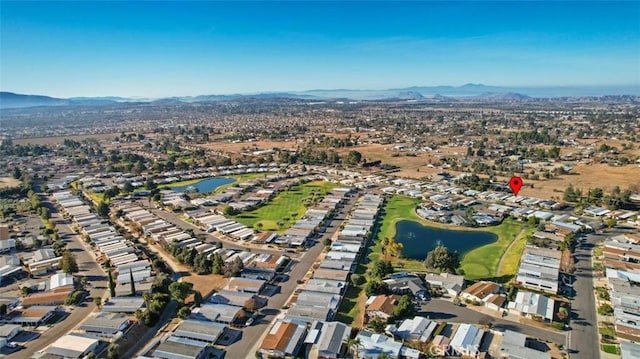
2, 1, 639, 98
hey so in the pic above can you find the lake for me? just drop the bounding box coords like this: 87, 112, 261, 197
394, 220, 498, 260
171, 177, 236, 193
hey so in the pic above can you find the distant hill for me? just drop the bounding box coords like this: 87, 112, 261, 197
0, 92, 70, 109
2, 83, 639, 109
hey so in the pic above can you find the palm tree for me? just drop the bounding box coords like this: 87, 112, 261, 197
347, 337, 362, 359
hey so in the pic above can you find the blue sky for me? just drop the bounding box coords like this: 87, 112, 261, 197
1, 1, 639, 97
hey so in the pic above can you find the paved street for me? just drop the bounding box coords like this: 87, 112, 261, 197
568, 233, 602, 358
16, 197, 107, 359
419, 299, 567, 345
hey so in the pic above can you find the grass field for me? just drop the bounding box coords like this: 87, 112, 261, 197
160, 178, 203, 188
496, 226, 535, 282
373, 195, 524, 281
233, 181, 336, 233
87, 191, 105, 204
0, 177, 21, 189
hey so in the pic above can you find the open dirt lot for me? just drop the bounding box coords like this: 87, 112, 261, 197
198, 140, 299, 154
0, 177, 21, 188
526, 163, 640, 200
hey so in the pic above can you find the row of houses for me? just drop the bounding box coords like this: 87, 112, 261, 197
53, 191, 155, 296
190, 212, 255, 241
276, 187, 354, 247
256, 194, 388, 358
150, 276, 274, 359
603, 234, 640, 355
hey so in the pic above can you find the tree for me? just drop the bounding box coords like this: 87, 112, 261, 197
122, 182, 134, 193
350, 274, 365, 287
347, 337, 362, 359
345, 150, 363, 166
94, 296, 103, 308
97, 201, 109, 217
0, 303, 7, 316
129, 268, 136, 296
365, 280, 389, 296
107, 343, 119, 359
59, 250, 79, 274
557, 307, 569, 321
145, 178, 157, 190
224, 257, 244, 278
177, 306, 192, 319
169, 281, 193, 304
606, 218, 617, 228
108, 269, 116, 297
211, 253, 224, 275
223, 205, 236, 216
371, 260, 394, 278
424, 245, 460, 273
386, 237, 404, 258
369, 316, 386, 333
393, 295, 415, 318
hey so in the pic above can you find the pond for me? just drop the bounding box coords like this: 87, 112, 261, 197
394, 220, 498, 260
171, 177, 236, 193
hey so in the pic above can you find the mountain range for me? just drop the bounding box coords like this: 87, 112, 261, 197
2, 83, 639, 109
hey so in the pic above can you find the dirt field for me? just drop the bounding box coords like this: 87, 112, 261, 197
183, 273, 228, 299
0, 177, 21, 188
198, 140, 299, 154
527, 163, 640, 200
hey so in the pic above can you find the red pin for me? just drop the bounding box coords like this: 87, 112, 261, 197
509, 176, 523, 196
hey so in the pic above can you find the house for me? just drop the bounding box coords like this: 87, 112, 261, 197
6, 305, 56, 326
450, 324, 484, 357
191, 304, 242, 325
383, 274, 428, 300
210, 290, 261, 308
387, 316, 437, 342
496, 330, 551, 359
0, 324, 21, 348
154, 336, 208, 359
516, 246, 561, 294
423, 272, 465, 296
46, 334, 99, 358
508, 291, 555, 321
173, 319, 226, 345
49, 272, 74, 290
259, 319, 308, 358
356, 330, 420, 359
365, 295, 401, 321
310, 321, 350, 359
461, 281, 501, 303
77, 312, 132, 341
21, 285, 74, 307
102, 296, 145, 313
226, 277, 266, 294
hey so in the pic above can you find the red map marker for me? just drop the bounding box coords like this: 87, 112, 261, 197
509, 176, 523, 196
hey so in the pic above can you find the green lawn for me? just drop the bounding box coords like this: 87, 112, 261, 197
602, 344, 620, 355
372, 195, 524, 281
160, 178, 203, 189
599, 325, 617, 338
87, 191, 105, 204
233, 181, 336, 233
496, 226, 534, 282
